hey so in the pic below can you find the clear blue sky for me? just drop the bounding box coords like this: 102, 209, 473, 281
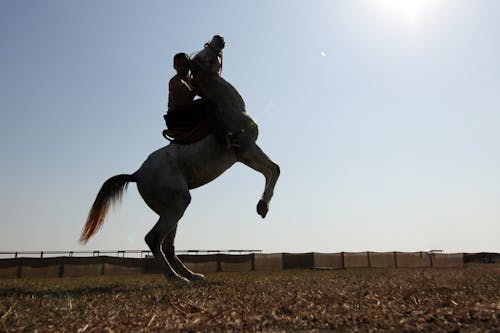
1, 1, 499, 253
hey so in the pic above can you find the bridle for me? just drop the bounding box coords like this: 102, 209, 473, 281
204, 43, 223, 76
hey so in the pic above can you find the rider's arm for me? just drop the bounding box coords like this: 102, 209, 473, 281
189, 78, 201, 96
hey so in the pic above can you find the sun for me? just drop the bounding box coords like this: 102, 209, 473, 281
376, 0, 437, 29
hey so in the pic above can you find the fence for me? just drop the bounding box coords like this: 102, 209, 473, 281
0, 250, 262, 259
0, 251, 478, 279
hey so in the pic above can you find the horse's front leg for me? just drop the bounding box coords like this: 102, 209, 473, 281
237, 143, 280, 218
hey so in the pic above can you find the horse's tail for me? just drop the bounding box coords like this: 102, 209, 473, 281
80, 174, 136, 244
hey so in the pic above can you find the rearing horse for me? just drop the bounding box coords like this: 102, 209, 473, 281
80, 54, 280, 283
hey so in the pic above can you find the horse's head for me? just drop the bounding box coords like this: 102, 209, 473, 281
190, 35, 225, 78
208, 35, 225, 51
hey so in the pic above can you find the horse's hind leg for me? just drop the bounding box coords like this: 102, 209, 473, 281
144, 190, 191, 283
145, 217, 188, 283
238, 143, 280, 218
162, 229, 206, 281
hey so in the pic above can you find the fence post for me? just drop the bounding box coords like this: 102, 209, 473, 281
216, 254, 222, 272
16, 261, 22, 279
393, 251, 398, 268
341, 252, 345, 269
367, 251, 371, 268
58, 259, 64, 278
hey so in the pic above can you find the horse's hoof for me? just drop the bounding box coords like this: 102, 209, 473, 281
189, 273, 206, 282
257, 200, 268, 218
165, 273, 190, 284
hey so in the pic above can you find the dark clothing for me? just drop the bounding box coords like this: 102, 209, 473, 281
164, 99, 215, 129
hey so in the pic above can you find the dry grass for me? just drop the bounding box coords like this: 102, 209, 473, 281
0, 265, 499, 332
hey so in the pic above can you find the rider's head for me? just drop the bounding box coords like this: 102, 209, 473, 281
208, 35, 225, 51
173, 53, 190, 77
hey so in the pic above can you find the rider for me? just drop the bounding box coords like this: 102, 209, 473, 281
164, 53, 199, 129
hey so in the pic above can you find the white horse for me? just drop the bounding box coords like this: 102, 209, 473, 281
80, 62, 280, 283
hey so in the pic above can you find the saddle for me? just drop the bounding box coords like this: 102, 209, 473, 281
162, 121, 211, 144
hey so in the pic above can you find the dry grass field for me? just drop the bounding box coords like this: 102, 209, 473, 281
0, 265, 499, 332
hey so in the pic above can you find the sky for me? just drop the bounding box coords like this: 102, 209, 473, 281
0, 0, 499, 254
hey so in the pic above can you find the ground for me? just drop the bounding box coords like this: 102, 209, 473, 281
0, 265, 499, 332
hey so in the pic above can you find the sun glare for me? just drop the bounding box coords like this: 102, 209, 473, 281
377, 0, 437, 30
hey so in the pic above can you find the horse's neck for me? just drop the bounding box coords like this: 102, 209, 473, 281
200, 76, 246, 112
